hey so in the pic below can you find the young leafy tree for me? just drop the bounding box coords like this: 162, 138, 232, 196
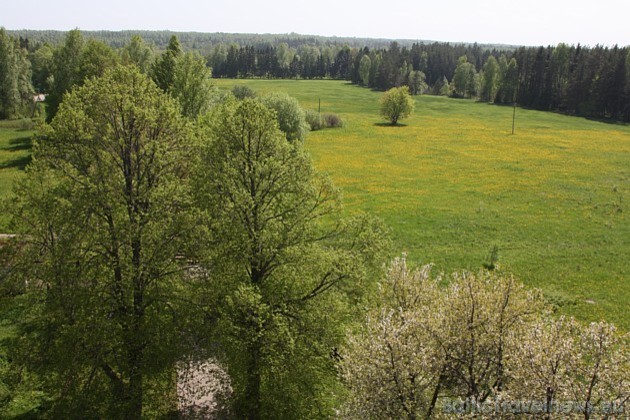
193, 98, 388, 418
151, 35, 182, 92
407, 70, 428, 95
380, 86, 414, 125
480, 55, 500, 102
121, 35, 154, 73
78, 39, 119, 82
7, 65, 197, 418
260, 92, 309, 141
171, 51, 216, 119
0, 28, 34, 119
498, 57, 519, 104
452, 55, 477, 98
45, 29, 84, 121
359, 54, 371, 86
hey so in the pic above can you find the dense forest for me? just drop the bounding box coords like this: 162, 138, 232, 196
3, 29, 629, 122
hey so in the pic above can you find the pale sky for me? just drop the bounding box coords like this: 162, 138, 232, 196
2, 0, 629, 47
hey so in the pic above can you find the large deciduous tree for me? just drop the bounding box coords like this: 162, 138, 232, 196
45, 29, 84, 121
7, 65, 197, 418
121, 35, 154, 74
193, 98, 388, 418
452, 55, 477, 98
380, 86, 414, 125
0, 28, 34, 119
480, 55, 500, 102
359, 54, 371, 86
171, 51, 216, 119
151, 36, 215, 119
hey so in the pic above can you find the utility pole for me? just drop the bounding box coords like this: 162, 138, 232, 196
511, 101, 516, 135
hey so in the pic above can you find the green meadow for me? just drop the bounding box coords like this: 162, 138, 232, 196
0, 120, 33, 228
217, 79, 630, 329
1, 80, 628, 328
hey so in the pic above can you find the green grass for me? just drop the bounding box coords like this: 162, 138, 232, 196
217, 79, 630, 329
0, 120, 34, 230
1, 82, 628, 329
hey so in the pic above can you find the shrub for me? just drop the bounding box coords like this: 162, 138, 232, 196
323, 113, 343, 128
260, 92, 308, 142
304, 109, 322, 131
231, 85, 256, 100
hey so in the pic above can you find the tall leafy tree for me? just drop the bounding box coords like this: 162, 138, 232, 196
29, 43, 53, 93
193, 99, 387, 418
78, 39, 119, 82
0, 28, 34, 119
452, 55, 476, 98
45, 29, 84, 121
151, 35, 182, 92
171, 51, 216, 119
407, 70, 428, 95
8, 65, 197, 417
480, 55, 500, 102
359, 54, 371, 86
121, 35, 154, 73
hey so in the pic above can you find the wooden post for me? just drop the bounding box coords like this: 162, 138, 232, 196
511, 102, 516, 135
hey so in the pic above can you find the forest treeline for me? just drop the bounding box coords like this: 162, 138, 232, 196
3, 28, 629, 122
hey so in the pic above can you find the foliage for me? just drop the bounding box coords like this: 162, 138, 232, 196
192, 98, 388, 418
496, 57, 518, 104
151, 35, 182, 92
213, 79, 630, 329
341, 256, 629, 419
171, 51, 216, 119
45, 29, 84, 121
260, 92, 309, 141
507, 316, 629, 417
231, 84, 257, 100
452, 55, 478, 98
323, 112, 344, 128
379, 86, 414, 125
358, 54, 371, 86
407, 70, 427, 95
480, 55, 500, 102
120, 35, 154, 73
5, 65, 198, 417
150, 36, 216, 119
305, 109, 323, 131
0, 29, 34, 119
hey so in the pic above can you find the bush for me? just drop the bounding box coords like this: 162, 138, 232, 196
231, 85, 256, 100
260, 92, 308, 142
304, 109, 322, 131
323, 113, 343, 128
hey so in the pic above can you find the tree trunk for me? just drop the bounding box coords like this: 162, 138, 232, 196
127, 356, 144, 419
241, 345, 262, 420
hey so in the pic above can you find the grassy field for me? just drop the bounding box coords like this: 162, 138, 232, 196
217, 79, 630, 329
0, 120, 34, 229
0, 82, 628, 329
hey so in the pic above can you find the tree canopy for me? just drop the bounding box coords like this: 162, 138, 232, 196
7, 65, 197, 417
192, 98, 388, 417
380, 86, 415, 125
